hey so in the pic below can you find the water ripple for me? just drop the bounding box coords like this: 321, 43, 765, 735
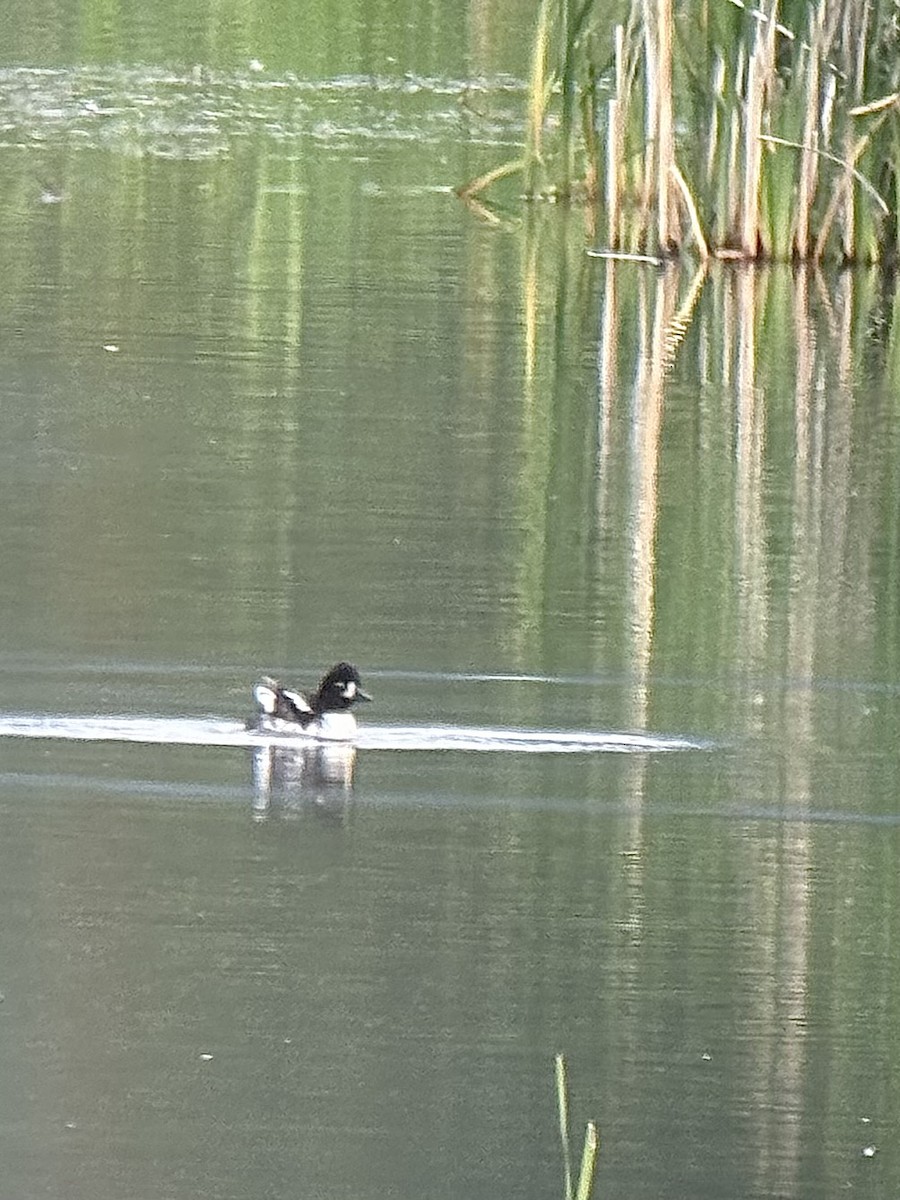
0, 714, 706, 754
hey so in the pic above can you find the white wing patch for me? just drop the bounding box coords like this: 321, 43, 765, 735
284, 688, 313, 714
254, 684, 279, 714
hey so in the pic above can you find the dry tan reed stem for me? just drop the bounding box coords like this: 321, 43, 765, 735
607, 97, 621, 246
670, 163, 709, 259
728, 47, 746, 239
838, 126, 855, 257
741, 53, 761, 255
761, 133, 889, 212
655, 0, 675, 250
845, 0, 870, 257
606, 25, 626, 248
640, 0, 659, 245
811, 120, 890, 259
849, 0, 870, 106
741, 2, 778, 256
456, 157, 526, 202
526, 0, 552, 177
708, 54, 725, 185
850, 91, 900, 116
795, 3, 826, 256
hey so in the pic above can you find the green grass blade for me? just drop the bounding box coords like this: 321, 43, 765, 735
575, 1121, 600, 1200
555, 1053, 574, 1200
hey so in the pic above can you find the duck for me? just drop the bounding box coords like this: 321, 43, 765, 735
253, 662, 372, 741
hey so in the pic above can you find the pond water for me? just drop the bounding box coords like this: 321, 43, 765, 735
1, 7, 899, 1200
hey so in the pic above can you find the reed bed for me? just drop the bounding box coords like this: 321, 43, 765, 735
460, 0, 900, 263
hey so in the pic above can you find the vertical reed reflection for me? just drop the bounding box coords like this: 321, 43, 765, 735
733, 266, 769, 707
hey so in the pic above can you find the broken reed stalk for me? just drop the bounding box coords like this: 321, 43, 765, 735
671, 163, 709, 259
575, 1124, 600, 1200
812, 116, 893, 259
555, 1053, 600, 1200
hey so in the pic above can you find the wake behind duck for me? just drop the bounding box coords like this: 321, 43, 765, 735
0, 717, 705, 754
0, 662, 707, 754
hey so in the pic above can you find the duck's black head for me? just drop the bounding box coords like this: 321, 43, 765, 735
313, 662, 373, 713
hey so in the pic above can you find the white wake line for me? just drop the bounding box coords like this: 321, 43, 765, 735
0, 715, 707, 754
359, 725, 705, 753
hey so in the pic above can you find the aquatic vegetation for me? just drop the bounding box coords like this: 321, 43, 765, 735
555, 1053, 599, 1200
460, 0, 900, 263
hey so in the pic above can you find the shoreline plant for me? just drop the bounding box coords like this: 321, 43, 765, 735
459, 0, 900, 264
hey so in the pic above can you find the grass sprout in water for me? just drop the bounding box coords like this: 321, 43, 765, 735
555, 1053, 599, 1200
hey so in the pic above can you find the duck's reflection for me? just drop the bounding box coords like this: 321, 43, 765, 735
251, 741, 357, 821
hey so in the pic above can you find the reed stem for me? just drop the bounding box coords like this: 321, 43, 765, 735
555, 1054, 600, 1200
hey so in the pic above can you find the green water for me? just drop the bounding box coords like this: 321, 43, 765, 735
0, 6, 899, 1200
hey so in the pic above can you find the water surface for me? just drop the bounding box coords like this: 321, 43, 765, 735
0, 9, 899, 1200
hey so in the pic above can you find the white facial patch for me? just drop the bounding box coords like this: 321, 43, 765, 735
342, 680, 357, 700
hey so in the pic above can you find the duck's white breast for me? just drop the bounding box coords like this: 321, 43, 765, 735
314, 712, 358, 741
